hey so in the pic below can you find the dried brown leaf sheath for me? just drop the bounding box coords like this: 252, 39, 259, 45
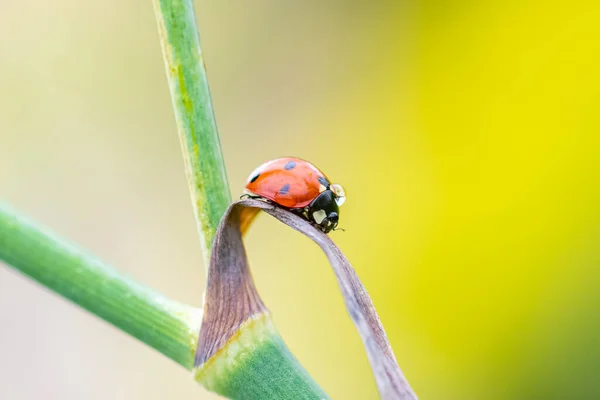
195, 199, 417, 400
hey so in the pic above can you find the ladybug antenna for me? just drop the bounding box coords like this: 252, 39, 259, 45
333, 226, 346, 232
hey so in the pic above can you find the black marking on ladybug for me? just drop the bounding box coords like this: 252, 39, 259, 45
280, 183, 291, 194
284, 161, 297, 170
318, 176, 330, 188
250, 173, 260, 183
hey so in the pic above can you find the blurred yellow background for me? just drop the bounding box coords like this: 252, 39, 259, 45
1, 1, 600, 399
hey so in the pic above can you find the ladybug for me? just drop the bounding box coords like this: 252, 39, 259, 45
244, 157, 346, 233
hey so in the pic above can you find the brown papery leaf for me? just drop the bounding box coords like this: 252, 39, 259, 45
196, 199, 417, 400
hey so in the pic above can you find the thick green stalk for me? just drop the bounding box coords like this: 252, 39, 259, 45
153, 0, 231, 265
0, 203, 202, 370
196, 314, 328, 399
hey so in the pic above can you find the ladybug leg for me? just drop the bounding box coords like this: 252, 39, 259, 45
240, 193, 263, 200
289, 207, 311, 222
289, 208, 306, 217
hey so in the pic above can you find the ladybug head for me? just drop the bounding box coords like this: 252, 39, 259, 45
307, 185, 345, 233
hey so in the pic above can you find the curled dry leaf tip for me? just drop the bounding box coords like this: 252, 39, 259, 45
195, 199, 417, 400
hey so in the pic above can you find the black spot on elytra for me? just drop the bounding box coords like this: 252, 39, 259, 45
280, 183, 291, 194
249, 173, 260, 183
284, 161, 297, 170
318, 176, 330, 188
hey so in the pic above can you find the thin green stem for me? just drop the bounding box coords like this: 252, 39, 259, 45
151, 3, 331, 398
153, 0, 231, 266
0, 203, 202, 370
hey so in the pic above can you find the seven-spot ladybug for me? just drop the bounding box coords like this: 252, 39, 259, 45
244, 157, 346, 233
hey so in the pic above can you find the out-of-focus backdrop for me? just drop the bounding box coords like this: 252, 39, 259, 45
1, 1, 600, 399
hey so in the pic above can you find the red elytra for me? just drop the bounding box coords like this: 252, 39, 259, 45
245, 157, 332, 208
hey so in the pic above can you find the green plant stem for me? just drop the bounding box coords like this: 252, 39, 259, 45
0, 203, 202, 370
153, 0, 231, 266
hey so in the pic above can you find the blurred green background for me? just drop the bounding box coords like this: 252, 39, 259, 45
1, 1, 600, 399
